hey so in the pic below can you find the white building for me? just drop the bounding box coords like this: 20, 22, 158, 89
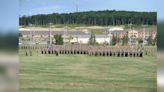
109, 27, 124, 31
69, 35, 110, 45
95, 35, 110, 44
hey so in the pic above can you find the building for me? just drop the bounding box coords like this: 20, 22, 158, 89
128, 29, 157, 45
138, 31, 156, 39
108, 30, 127, 39
19, 29, 111, 45
128, 30, 138, 38
66, 35, 110, 44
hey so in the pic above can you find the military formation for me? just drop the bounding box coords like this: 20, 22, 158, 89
19, 44, 155, 57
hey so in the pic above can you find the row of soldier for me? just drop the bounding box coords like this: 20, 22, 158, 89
20, 44, 157, 57
41, 45, 143, 57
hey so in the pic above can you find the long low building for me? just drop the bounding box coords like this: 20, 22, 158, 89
20, 30, 87, 37
19, 30, 111, 45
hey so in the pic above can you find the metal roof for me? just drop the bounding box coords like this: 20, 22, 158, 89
20, 30, 110, 38
20, 30, 87, 35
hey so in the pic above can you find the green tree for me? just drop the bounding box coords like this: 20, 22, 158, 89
54, 34, 63, 45
89, 31, 96, 45
122, 32, 129, 45
19, 10, 157, 26
147, 35, 153, 45
112, 34, 117, 46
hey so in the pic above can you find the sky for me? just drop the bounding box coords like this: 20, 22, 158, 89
157, 0, 164, 21
19, 0, 164, 21
0, 0, 163, 33
20, 0, 157, 15
0, 0, 18, 33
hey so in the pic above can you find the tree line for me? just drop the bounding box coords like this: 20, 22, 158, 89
20, 10, 157, 26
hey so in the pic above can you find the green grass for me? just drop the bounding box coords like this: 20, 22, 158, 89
19, 50, 157, 92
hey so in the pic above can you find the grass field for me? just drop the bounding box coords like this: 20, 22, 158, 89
19, 50, 157, 92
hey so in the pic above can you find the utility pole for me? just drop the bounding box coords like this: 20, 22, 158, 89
29, 24, 33, 43
64, 24, 68, 45
105, 25, 108, 45
49, 22, 53, 48
132, 27, 135, 48
128, 23, 132, 47
108, 26, 112, 46
142, 25, 147, 49
29, 23, 33, 56
27, 11, 33, 56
